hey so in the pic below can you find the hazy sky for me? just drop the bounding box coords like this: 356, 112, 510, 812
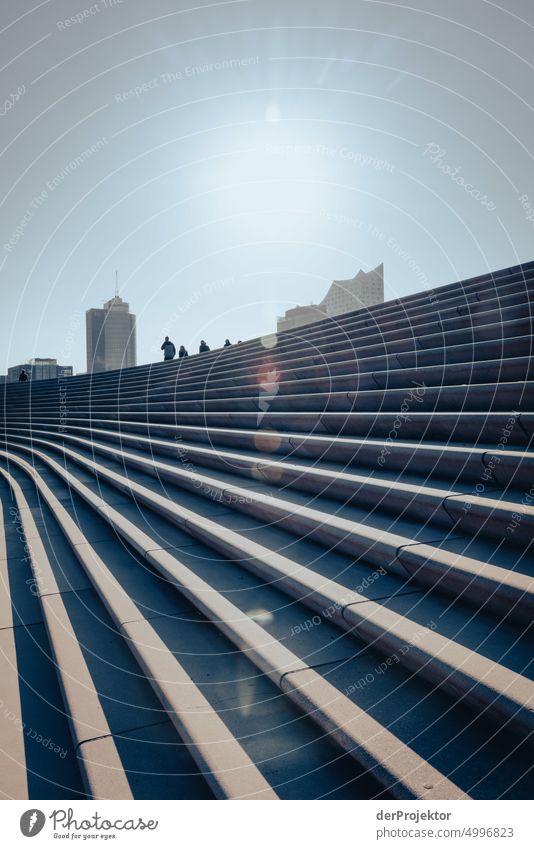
1, 0, 533, 372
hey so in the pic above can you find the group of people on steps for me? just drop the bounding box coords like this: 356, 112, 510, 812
160, 337, 238, 361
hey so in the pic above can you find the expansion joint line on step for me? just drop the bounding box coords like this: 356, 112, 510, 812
440, 493, 467, 527
392, 545, 418, 578
279, 653, 371, 690
0, 619, 44, 632
370, 373, 383, 389
73, 720, 169, 754
480, 451, 500, 484
37, 586, 94, 602
278, 665, 316, 686
118, 612, 183, 628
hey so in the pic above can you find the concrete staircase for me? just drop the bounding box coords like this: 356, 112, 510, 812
1, 260, 533, 800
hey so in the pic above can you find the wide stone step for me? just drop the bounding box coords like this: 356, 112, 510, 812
7, 356, 534, 414
2, 455, 395, 800
22, 457, 533, 799
3, 327, 534, 413
6, 426, 534, 565
6, 381, 533, 420
54, 433, 534, 622
8, 437, 534, 798
3, 446, 467, 800
3, 454, 282, 800
3, 408, 530, 445
20, 418, 532, 491
5, 437, 534, 748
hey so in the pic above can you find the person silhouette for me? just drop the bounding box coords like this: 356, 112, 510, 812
161, 336, 176, 361
178, 345, 188, 358
199, 340, 210, 353
224, 339, 232, 347
18, 369, 29, 382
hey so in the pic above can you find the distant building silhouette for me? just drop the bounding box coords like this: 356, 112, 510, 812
86, 289, 137, 373
7, 358, 73, 383
277, 263, 384, 332
277, 304, 326, 331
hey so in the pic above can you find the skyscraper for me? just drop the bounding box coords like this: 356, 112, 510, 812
86, 284, 137, 374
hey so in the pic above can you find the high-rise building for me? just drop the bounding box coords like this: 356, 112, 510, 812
7, 358, 73, 382
277, 263, 384, 332
86, 288, 137, 374
321, 263, 384, 316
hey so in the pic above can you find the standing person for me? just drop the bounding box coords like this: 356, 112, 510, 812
224, 339, 232, 347
161, 336, 176, 361
199, 340, 210, 353
178, 344, 188, 358
18, 369, 29, 382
